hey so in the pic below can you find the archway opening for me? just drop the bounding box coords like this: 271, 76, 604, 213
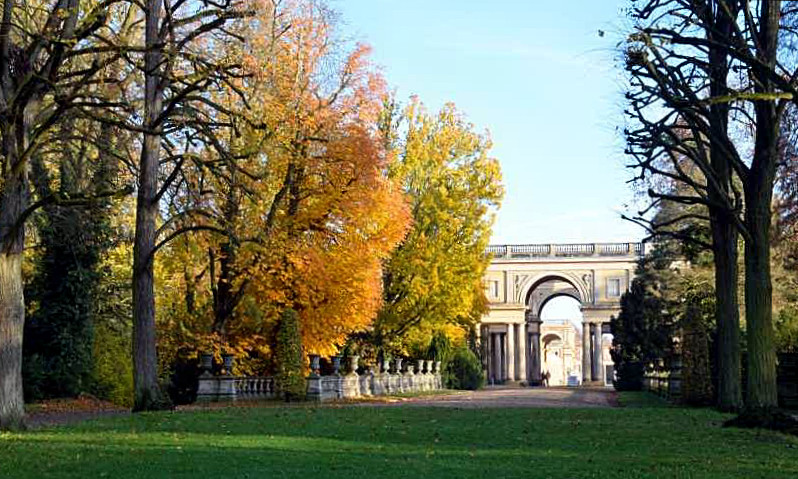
539, 295, 583, 386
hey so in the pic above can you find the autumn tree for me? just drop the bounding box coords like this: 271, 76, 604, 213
372, 99, 503, 356
156, 0, 409, 369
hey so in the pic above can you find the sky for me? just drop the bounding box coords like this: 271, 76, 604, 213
335, 0, 645, 246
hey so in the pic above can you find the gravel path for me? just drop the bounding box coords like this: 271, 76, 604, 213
378, 386, 618, 408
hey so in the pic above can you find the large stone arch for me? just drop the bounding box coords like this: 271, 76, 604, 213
481, 241, 642, 387
517, 271, 592, 308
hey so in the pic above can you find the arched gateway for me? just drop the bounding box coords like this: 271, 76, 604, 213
480, 242, 647, 386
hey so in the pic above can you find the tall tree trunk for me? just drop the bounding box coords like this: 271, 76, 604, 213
743, 129, 780, 410
706, 1, 742, 412
0, 250, 23, 430
0, 117, 31, 429
132, 0, 166, 411
740, 0, 781, 412
711, 220, 741, 410
743, 184, 778, 409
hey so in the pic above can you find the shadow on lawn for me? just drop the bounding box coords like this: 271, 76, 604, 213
4, 405, 797, 478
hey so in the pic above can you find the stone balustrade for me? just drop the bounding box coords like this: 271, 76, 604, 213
486, 242, 645, 259
197, 354, 444, 403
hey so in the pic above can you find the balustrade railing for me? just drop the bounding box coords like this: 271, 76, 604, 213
234, 377, 276, 399
197, 355, 444, 403
487, 242, 644, 259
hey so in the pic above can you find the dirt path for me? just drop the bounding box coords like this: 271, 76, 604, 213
378, 386, 618, 408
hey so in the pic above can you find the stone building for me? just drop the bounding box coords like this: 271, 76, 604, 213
480, 242, 646, 386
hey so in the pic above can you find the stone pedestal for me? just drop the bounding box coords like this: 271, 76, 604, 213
342, 373, 360, 398
306, 375, 322, 402
402, 363, 413, 391
372, 373, 387, 396
197, 375, 236, 402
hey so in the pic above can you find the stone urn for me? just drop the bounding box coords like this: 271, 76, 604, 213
308, 354, 321, 377
200, 352, 213, 374
332, 355, 342, 375
394, 358, 403, 374
348, 355, 360, 374
426, 360, 434, 374
381, 358, 390, 374
417, 359, 425, 374
435, 361, 442, 374
222, 354, 234, 375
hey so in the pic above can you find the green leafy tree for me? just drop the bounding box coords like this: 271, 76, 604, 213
374, 99, 503, 354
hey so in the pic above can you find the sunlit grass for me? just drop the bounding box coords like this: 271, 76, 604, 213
1, 394, 796, 478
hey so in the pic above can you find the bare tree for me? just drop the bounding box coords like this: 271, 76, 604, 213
131, 0, 250, 410
0, 0, 130, 430
624, 0, 745, 412
625, 0, 798, 417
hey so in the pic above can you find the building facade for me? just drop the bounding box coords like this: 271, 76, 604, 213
480, 242, 645, 386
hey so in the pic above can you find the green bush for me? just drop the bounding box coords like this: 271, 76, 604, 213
444, 346, 484, 390
90, 321, 133, 407
275, 309, 305, 400
613, 361, 644, 391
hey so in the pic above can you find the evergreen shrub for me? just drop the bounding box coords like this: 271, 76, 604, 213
275, 309, 305, 400
444, 346, 484, 390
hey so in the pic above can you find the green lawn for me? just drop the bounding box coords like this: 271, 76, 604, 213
1, 393, 796, 478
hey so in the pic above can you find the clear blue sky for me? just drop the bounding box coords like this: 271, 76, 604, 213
335, 0, 644, 245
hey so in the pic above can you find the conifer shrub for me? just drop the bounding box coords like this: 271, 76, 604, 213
275, 309, 305, 400
680, 290, 714, 406
444, 346, 484, 390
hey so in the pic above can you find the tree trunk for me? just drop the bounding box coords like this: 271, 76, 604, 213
739, 0, 780, 412
710, 221, 742, 411
0, 109, 34, 429
0, 251, 24, 430
706, 1, 742, 412
743, 155, 779, 410
132, 0, 166, 411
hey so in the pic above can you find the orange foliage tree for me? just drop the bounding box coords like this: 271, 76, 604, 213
157, 0, 409, 371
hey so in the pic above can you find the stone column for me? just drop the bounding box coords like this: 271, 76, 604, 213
582, 322, 591, 384
595, 322, 605, 384
528, 319, 542, 385
506, 323, 515, 382
592, 323, 602, 382
493, 332, 501, 383
517, 322, 527, 383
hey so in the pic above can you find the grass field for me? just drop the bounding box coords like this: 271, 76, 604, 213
1, 392, 796, 478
